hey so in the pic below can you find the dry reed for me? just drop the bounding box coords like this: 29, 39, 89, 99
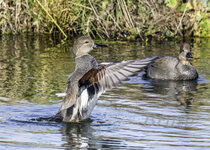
0, 0, 209, 40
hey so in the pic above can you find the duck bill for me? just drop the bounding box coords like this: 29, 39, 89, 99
93, 43, 108, 48
186, 52, 193, 60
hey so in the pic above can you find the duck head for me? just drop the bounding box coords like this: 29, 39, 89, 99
179, 43, 193, 65
72, 36, 107, 57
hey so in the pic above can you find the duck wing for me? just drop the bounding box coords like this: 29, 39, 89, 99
55, 56, 157, 122
78, 56, 158, 98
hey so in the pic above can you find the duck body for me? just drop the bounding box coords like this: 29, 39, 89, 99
147, 56, 198, 80
146, 43, 198, 80
59, 54, 99, 122
55, 36, 157, 122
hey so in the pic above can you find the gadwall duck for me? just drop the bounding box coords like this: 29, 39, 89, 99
55, 36, 157, 122
146, 43, 198, 80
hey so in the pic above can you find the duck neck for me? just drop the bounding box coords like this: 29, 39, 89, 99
179, 55, 190, 65
75, 54, 98, 72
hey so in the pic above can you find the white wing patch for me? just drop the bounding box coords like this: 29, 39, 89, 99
78, 89, 103, 119
80, 89, 89, 112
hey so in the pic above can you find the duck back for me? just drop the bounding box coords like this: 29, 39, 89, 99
146, 56, 198, 80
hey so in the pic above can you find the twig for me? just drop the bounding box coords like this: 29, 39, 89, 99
122, 0, 134, 28
86, 17, 90, 34
121, 0, 144, 40
105, 9, 122, 30
145, 1, 157, 20
175, 1, 189, 34
37, 0, 67, 39
88, 0, 109, 38
96, 3, 121, 30
68, 1, 92, 10
89, 20, 103, 40
118, 1, 130, 27
119, 0, 131, 27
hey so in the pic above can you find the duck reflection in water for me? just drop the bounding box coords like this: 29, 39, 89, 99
142, 79, 198, 107
61, 121, 123, 149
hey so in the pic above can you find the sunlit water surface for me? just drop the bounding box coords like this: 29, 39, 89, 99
0, 35, 210, 149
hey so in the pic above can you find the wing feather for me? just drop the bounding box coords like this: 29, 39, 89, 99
78, 56, 158, 96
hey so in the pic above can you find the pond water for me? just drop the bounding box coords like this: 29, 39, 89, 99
0, 35, 210, 150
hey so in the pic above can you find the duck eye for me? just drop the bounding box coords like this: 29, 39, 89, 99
85, 41, 89, 44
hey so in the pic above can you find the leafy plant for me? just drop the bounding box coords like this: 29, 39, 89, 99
164, 0, 177, 8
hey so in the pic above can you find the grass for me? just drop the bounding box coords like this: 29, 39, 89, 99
0, 0, 209, 40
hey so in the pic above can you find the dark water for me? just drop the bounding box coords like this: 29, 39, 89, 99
0, 35, 210, 150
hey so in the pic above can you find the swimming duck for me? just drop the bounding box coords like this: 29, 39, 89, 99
55, 36, 157, 122
146, 43, 198, 80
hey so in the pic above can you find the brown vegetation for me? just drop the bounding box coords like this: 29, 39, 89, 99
0, 0, 209, 40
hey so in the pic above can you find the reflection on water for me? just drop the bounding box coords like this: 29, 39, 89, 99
61, 122, 125, 149
0, 35, 210, 149
0, 35, 74, 104
142, 79, 198, 107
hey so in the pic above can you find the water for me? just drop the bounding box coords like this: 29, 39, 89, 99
0, 35, 210, 149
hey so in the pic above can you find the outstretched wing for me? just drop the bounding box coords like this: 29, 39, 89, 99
78, 56, 158, 98
54, 56, 157, 122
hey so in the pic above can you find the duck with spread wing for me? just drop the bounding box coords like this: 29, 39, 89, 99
55, 36, 157, 122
